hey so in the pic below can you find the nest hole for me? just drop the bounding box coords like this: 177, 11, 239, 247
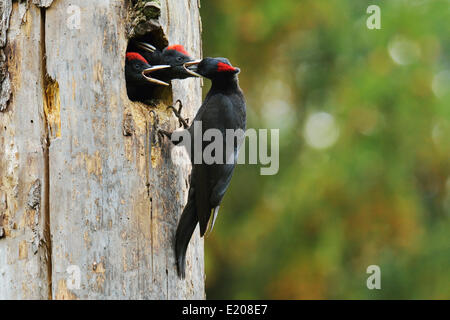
125, 31, 172, 105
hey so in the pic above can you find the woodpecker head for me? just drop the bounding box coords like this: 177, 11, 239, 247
133, 42, 201, 84
125, 52, 171, 86
159, 45, 202, 80
186, 57, 240, 80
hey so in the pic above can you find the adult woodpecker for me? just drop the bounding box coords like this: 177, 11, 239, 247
160, 57, 246, 278
125, 42, 200, 102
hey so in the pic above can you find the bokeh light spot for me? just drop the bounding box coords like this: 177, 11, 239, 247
432, 70, 450, 99
303, 112, 340, 150
388, 36, 421, 65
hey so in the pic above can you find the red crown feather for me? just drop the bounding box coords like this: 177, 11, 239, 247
126, 52, 148, 64
166, 44, 190, 56
217, 62, 237, 72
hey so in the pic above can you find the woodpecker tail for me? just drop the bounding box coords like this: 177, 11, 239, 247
175, 195, 198, 279
204, 206, 220, 237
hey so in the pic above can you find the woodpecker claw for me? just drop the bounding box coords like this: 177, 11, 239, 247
134, 41, 157, 53
183, 60, 202, 77
158, 129, 172, 140
142, 65, 171, 86
167, 100, 189, 129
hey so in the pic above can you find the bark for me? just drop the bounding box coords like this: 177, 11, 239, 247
0, 0, 204, 299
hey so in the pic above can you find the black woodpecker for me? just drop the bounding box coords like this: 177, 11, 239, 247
125, 42, 200, 102
161, 57, 246, 278
131, 41, 201, 85
125, 52, 171, 101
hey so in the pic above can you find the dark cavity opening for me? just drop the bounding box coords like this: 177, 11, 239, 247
125, 32, 172, 106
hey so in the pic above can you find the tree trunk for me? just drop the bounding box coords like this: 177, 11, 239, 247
0, 0, 204, 299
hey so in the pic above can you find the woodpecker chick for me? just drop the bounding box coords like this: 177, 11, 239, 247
133, 41, 201, 85
125, 52, 170, 101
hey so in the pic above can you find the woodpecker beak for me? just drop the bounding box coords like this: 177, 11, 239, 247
135, 41, 156, 54
142, 65, 171, 86
183, 60, 202, 77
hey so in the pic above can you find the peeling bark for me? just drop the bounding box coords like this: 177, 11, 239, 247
32, 0, 54, 9
0, 0, 204, 299
0, 0, 12, 112
0, 0, 12, 47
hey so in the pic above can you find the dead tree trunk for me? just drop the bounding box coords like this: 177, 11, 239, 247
0, 0, 204, 299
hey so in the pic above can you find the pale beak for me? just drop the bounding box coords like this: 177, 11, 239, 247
135, 41, 157, 54
183, 60, 202, 77
142, 65, 171, 86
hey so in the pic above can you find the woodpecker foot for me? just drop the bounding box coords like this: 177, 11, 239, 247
157, 129, 172, 141
167, 100, 189, 129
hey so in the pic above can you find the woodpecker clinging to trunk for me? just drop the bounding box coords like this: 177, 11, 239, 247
160, 57, 246, 278
125, 41, 200, 102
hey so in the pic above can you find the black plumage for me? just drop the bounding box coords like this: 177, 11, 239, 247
124, 52, 170, 101
125, 42, 200, 102
171, 57, 246, 278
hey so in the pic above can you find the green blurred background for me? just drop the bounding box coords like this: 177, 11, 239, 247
199, 0, 450, 299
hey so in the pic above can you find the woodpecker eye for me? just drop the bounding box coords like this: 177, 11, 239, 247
177, 57, 183, 62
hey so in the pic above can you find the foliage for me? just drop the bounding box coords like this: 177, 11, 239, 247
200, 0, 450, 299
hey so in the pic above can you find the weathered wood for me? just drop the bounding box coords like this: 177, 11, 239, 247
0, 2, 50, 299
0, 0, 204, 299
0, 0, 12, 112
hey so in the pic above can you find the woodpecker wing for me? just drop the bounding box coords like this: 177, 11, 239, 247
190, 93, 245, 236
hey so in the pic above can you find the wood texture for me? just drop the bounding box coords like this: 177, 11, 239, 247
0, 0, 204, 299
0, 2, 50, 299
0, 0, 12, 112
